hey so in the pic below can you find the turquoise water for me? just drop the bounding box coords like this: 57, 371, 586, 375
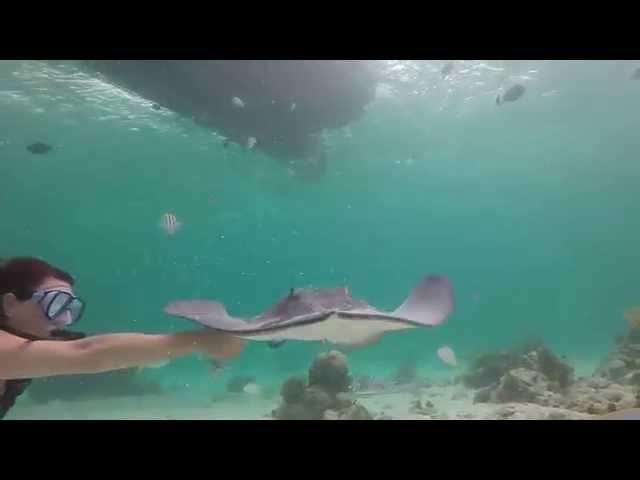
2, 60, 640, 415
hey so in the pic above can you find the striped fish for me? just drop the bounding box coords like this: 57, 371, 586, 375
159, 212, 182, 235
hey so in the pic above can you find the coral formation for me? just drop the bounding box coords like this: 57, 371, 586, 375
562, 378, 637, 414
460, 340, 573, 391
271, 330, 640, 420
280, 376, 306, 404
596, 330, 640, 384
463, 341, 575, 406
308, 350, 351, 394
273, 350, 372, 420
459, 350, 521, 389
462, 337, 640, 417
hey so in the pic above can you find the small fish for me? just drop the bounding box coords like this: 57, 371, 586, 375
243, 382, 262, 395
222, 139, 230, 149
247, 137, 257, 149
232, 97, 245, 108
159, 212, 182, 235
623, 307, 640, 330
290, 103, 296, 112
151, 103, 161, 111
441, 61, 455, 78
631, 67, 640, 80
437, 345, 458, 367
26, 142, 53, 155
496, 84, 526, 105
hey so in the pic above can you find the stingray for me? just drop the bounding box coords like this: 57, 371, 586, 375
164, 275, 454, 347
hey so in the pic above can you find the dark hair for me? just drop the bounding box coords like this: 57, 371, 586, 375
0, 257, 74, 318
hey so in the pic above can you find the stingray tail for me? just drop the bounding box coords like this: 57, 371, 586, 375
393, 276, 454, 327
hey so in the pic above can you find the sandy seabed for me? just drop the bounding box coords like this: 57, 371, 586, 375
5, 358, 604, 420
7, 384, 594, 421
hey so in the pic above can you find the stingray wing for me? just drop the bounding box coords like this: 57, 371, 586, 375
391, 275, 454, 327
164, 300, 249, 330
164, 299, 332, 334
331, 275, 453, 327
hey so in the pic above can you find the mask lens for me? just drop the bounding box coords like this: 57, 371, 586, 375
37, 291, 55, 312
67, 299, 85, 324
48, 292, 71, 319
51, 310, 73, 329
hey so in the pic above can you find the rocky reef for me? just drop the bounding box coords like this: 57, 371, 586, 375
460, 337, 640, 417
562, 377, 638, 414
596, 330, 640, 386
462, 341, 574, 404
273, 351, 372, 420
269, 330, 640, 420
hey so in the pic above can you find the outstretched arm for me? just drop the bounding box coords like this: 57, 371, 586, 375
0, 329, 244, 379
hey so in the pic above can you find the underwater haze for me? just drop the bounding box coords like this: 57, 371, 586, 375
2, 60, 640, 419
